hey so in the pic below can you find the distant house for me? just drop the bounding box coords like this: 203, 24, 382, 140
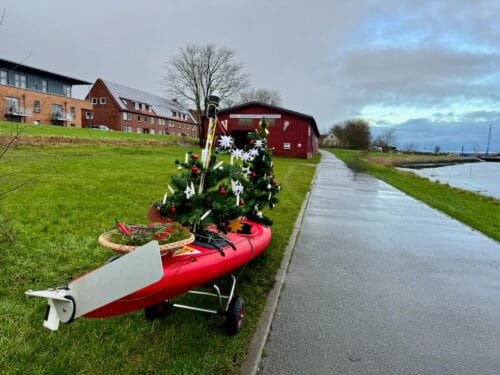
0, 57, 92, 127
208, 101, 319, 158
83, 79, 197, 136
320, 132, 339, 148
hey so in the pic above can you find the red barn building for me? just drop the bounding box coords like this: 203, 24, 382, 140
211, 102, 319, 158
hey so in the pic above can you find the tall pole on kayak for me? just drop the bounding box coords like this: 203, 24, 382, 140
202, 95, 220, 169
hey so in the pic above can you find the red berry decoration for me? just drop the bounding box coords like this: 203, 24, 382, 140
250, 139, 255, 145
192, 153, 199, 160
240, 200, 245, 206
170, 207, 176, 214
191, 165, 198, 172
252, 172, 257, 177
272, 179, 277, 185
219, 188, 226, 195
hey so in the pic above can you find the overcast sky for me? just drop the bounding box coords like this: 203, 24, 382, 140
1, 0, 499, 152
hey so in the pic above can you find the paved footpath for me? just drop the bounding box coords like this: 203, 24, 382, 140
259, 150, 500, 374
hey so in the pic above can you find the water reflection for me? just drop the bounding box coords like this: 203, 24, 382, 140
399, 162, 500, 199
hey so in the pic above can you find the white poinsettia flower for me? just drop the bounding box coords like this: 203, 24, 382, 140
184, 182, 195, 199
231, 148, 244, 159
248, 148, 259, 158
241, 166, 251, 178
218, 135, 233, 149
231, 179, 244, 195
241, 152, 254, 162
254, 139, 264, 149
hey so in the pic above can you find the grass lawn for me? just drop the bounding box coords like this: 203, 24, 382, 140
326, 148, 499, 242
0, 124, 318, 374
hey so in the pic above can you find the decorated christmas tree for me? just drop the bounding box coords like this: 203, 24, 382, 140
153, 96, 280, 233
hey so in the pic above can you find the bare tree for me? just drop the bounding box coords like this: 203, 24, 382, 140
373, 128, 397, 152
237, 88, 282, 106
163, 44, 249, 145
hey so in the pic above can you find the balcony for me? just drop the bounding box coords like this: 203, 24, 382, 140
5, 106, 32, 117
51, 111, 74, 121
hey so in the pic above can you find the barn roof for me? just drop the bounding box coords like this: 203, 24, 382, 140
100, 79, 196, 123
218, 101, 320, 136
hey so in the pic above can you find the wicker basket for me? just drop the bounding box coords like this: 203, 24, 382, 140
98, 231, 195, 255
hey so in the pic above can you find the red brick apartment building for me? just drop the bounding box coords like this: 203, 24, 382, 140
83, 79, 198, 136
0, 58, 92, 127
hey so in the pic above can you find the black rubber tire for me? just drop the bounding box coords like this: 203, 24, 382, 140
144, 300, 172, 321
226, 296, 245, 335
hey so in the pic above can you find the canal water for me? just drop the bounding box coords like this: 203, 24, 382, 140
399, 161, 500, 199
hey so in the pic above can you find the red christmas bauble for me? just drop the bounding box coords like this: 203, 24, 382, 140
250, 139, 255, 145
219, 188, 226, 195
272, 179, 277, 185
252, 172, 257, 177
170, 207, 176, 213
192, 153, 199, 159
191, 165, 198, 172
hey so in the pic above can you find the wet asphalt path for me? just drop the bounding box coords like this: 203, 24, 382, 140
259, 150, 500, 374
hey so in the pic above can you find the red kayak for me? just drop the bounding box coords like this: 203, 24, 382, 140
84, 220, 271, 318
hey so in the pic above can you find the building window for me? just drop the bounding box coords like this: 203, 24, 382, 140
63, 85, 71, 97
92, 97, 97, 105
192, 125, 196, 131
238, 119, 252, 127
0, 70, 7, 85
283, 143, 291, 150
34, 100, 40, 113
137, 115, 141, 122
100, 97, 106, 104
14, 74, 26, 89
151, 117, 154, 124
70, 106, 75, 119
42, 80, 47, 93
141, 103, 146, 111
86, 111, 93, 119
127, 113, 131, 121
297, 143, 302, 148
143, 116, 148, 123
122, 99, 127, 106
137, 128, 142, 134
6, 97, 19, 113
70, 124, 75, 128
134, 102, 139, 110
150, 129, 155, 135
34, 120, 40, 125
52, 104, 63, 117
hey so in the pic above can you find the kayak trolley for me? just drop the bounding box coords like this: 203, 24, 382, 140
144, 274, 245, 335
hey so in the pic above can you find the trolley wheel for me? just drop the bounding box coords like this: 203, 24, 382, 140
145, 300, 173, 321
226, 296, 245, 335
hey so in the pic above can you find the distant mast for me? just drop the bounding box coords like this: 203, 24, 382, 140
486, 124, 492, 156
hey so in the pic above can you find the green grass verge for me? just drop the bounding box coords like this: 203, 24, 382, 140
0, 140, 316, 374
0, 121, 198, 145
326, 148, 499, 242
